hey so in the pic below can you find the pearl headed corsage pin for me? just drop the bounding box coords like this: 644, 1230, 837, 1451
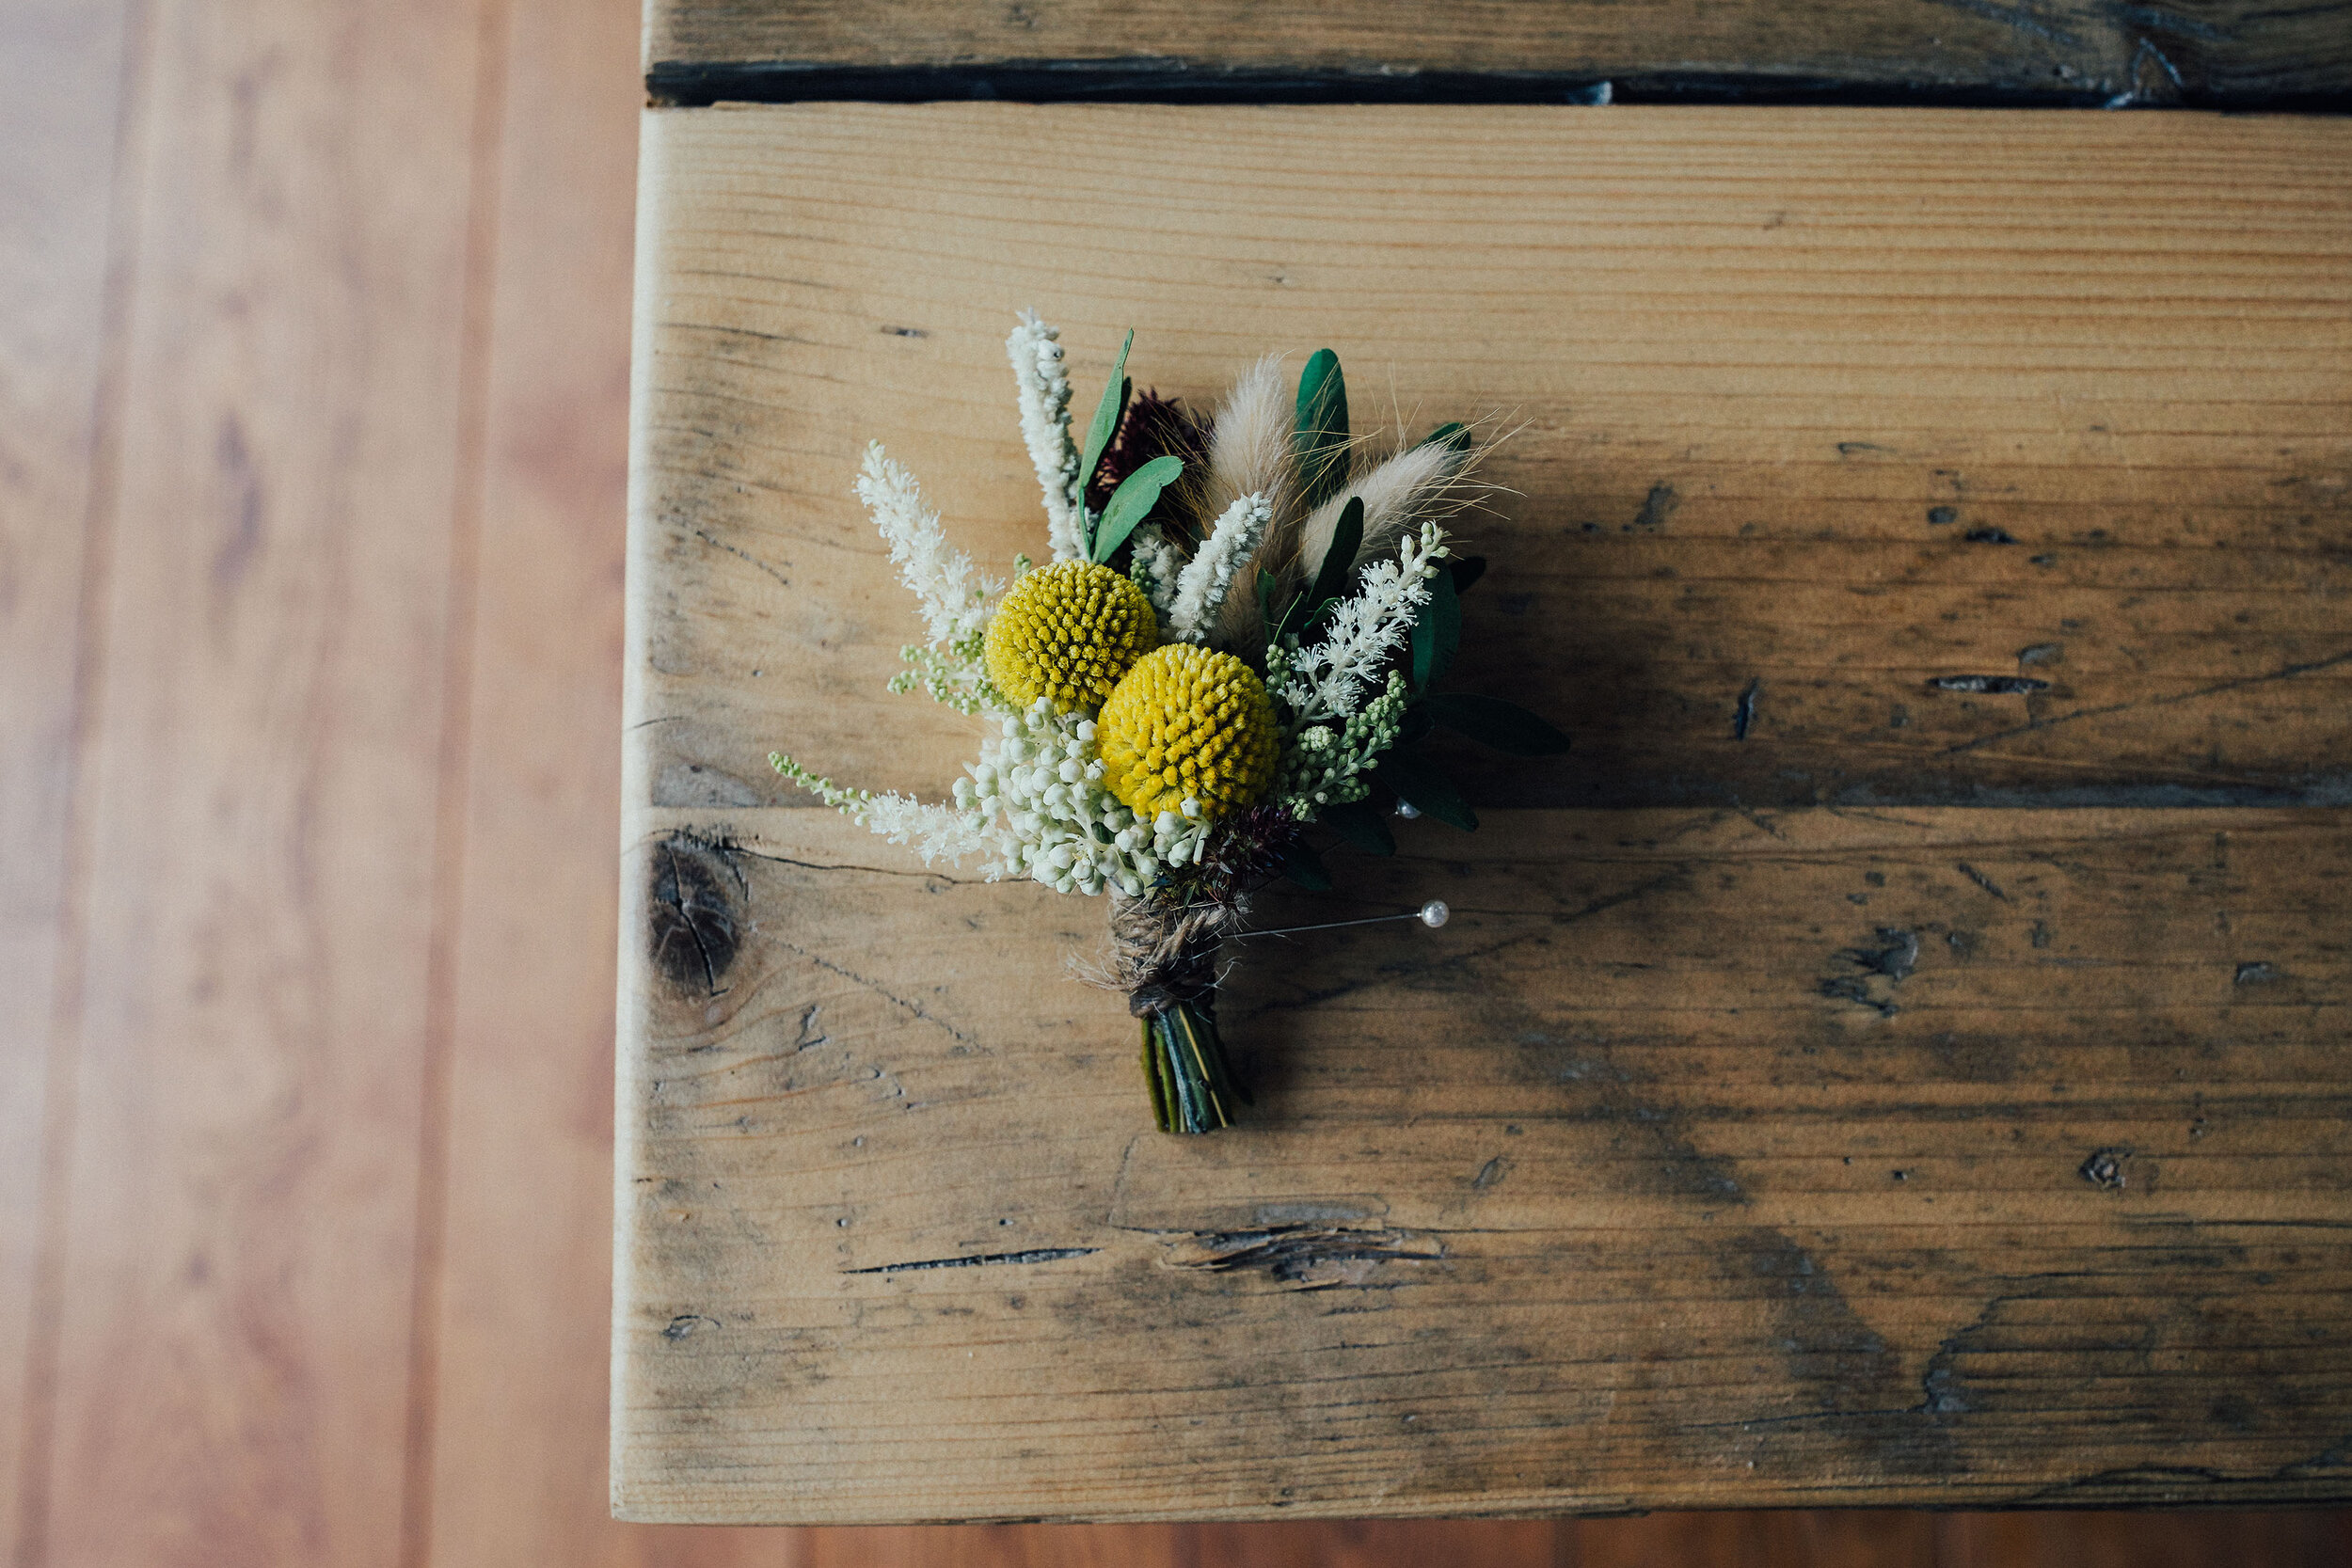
771, 315, 1566, 1133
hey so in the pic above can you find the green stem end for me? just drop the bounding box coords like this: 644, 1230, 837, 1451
1139, 1000, 1250, 1134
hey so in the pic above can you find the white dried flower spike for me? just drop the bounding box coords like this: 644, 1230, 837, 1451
1126, 524, 1184, 621
1167, 492, 1270, 643
1007, 310, 1086, 561
853, 442, 1000, 648
1279, 520, 1452, 723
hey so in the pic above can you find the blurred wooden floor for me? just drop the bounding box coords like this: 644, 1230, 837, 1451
1, 0, 2347, 1562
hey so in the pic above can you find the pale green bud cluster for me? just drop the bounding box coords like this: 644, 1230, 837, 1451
1276, 670, 1410, 821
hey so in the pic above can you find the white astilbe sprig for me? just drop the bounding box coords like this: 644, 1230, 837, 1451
1167, 493, 1269, 643
1007, 311, 1086, 560
778, 702, 1216, 896
1126, 524, 1184, 621
1277, 520, 1452, 723
769, 754, 998, 867
854, 442, 1000, 646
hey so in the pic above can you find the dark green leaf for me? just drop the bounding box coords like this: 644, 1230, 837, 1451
1090, 454, 1184, 563
1279, 838, 1335, 891
1417, 420, 1471, 454
1293, 348, 1350, 512
1397, 705, 1435, 748
1376, 750, 1477, 832
1428, 566, 1462, 687
1410, 586, 1435, 688
1320, 798, 1395, 856
1422, 692, 1572, 755
1074, 328, 1135, 539
1411, 565, 1460, 689
1282, 496, 1361, 643
1449, 555, 1486, 594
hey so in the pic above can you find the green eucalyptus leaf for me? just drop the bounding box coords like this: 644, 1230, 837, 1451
1422, 692, 1572, 755
1091, 455, 1184, 564
1294, 348, 1350, 512
1279, 838, 1335, 891
1428, 566, 1462, 687
1449, 555, 1486, 594
1417, 420, 1472, 454
1376, 750, 1477, 832
1075, 329, 1135, 528
1320, 797, 1395, 856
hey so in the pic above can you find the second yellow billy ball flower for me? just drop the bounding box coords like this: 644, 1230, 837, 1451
1097, 643, 1279, 824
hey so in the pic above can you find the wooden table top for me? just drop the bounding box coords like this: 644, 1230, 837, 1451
615, 103, 2352, 1522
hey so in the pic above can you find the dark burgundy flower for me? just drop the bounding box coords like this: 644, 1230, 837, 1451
1085, 390, 1213, 531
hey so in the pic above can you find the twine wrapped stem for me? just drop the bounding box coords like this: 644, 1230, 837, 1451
1104, 894, 1250, 1133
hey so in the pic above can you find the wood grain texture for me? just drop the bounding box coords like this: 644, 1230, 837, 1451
614, 803, 2352, 1519
619, 103, 2352, 1520
0, 0, 136, 1554
644, 0, 2352, 108
29, 0, 490, 1562
630, 104, 2351, 816
16, 0, 2348, 1556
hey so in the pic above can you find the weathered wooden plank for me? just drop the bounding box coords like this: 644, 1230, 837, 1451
613, 804, 2352, 1519
630, 104, 2352, 816
0, 0, 136, 1556
644, 0, 2352, 110
32, 1, 490, 1562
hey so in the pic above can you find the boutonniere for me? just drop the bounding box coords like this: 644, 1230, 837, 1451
774, 315, 1565, 1132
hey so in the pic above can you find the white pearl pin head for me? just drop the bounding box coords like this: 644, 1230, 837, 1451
1244, 899, 1453, 940
1394, 800, 1422, 819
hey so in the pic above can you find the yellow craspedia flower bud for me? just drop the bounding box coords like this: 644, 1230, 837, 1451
1098, 643, 1279, 824
983, 559, 1158, 713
